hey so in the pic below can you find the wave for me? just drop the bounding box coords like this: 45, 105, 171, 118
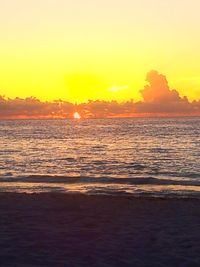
1, 175, 200, 186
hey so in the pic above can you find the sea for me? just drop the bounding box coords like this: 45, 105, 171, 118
0, 117, 200, 198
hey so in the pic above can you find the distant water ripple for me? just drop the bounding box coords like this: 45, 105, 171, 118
0, 118, 200, 197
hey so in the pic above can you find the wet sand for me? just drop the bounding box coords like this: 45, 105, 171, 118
0, 193, 200, 267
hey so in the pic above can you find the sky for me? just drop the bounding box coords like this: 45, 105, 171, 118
0, 0, 200, 103
1, 70, 200, 119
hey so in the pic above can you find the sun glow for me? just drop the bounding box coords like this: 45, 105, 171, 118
0, 0, 199, 103
73, 112, 81, 119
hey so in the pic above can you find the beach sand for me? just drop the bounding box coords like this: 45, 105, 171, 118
0, 193, 200, 267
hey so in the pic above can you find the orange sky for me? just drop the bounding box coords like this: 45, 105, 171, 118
1, 71, 200, 119
0, 0, 200, 103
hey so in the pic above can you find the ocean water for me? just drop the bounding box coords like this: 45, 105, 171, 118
0, 117, 200, 197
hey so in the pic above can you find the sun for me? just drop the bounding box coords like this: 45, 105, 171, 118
73, 112, 81, 119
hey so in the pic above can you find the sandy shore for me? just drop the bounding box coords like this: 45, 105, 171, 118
0, 193, 200, 267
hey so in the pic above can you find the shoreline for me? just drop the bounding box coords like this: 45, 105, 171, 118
1, 192, 200, 266
1, 191, 200, 200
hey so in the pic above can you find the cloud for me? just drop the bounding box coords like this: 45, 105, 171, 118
141, 70, 180, 103
0, 97, 74, 119
136, 70, 195, 114
0, 71, 200, 118
108, 85, 129, 92
78, 100, 136, 118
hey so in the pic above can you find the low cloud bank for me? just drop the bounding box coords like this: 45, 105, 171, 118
0, 71, 200, 118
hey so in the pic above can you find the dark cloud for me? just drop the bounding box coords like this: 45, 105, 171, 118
0, 71, 199, 118
78, 100, 136, 118
0, 97, 74, 119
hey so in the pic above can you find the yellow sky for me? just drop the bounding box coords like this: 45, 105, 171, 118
0, 0, 200, 103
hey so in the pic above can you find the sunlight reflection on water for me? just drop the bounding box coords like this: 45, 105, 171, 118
0, 117, 200, 197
